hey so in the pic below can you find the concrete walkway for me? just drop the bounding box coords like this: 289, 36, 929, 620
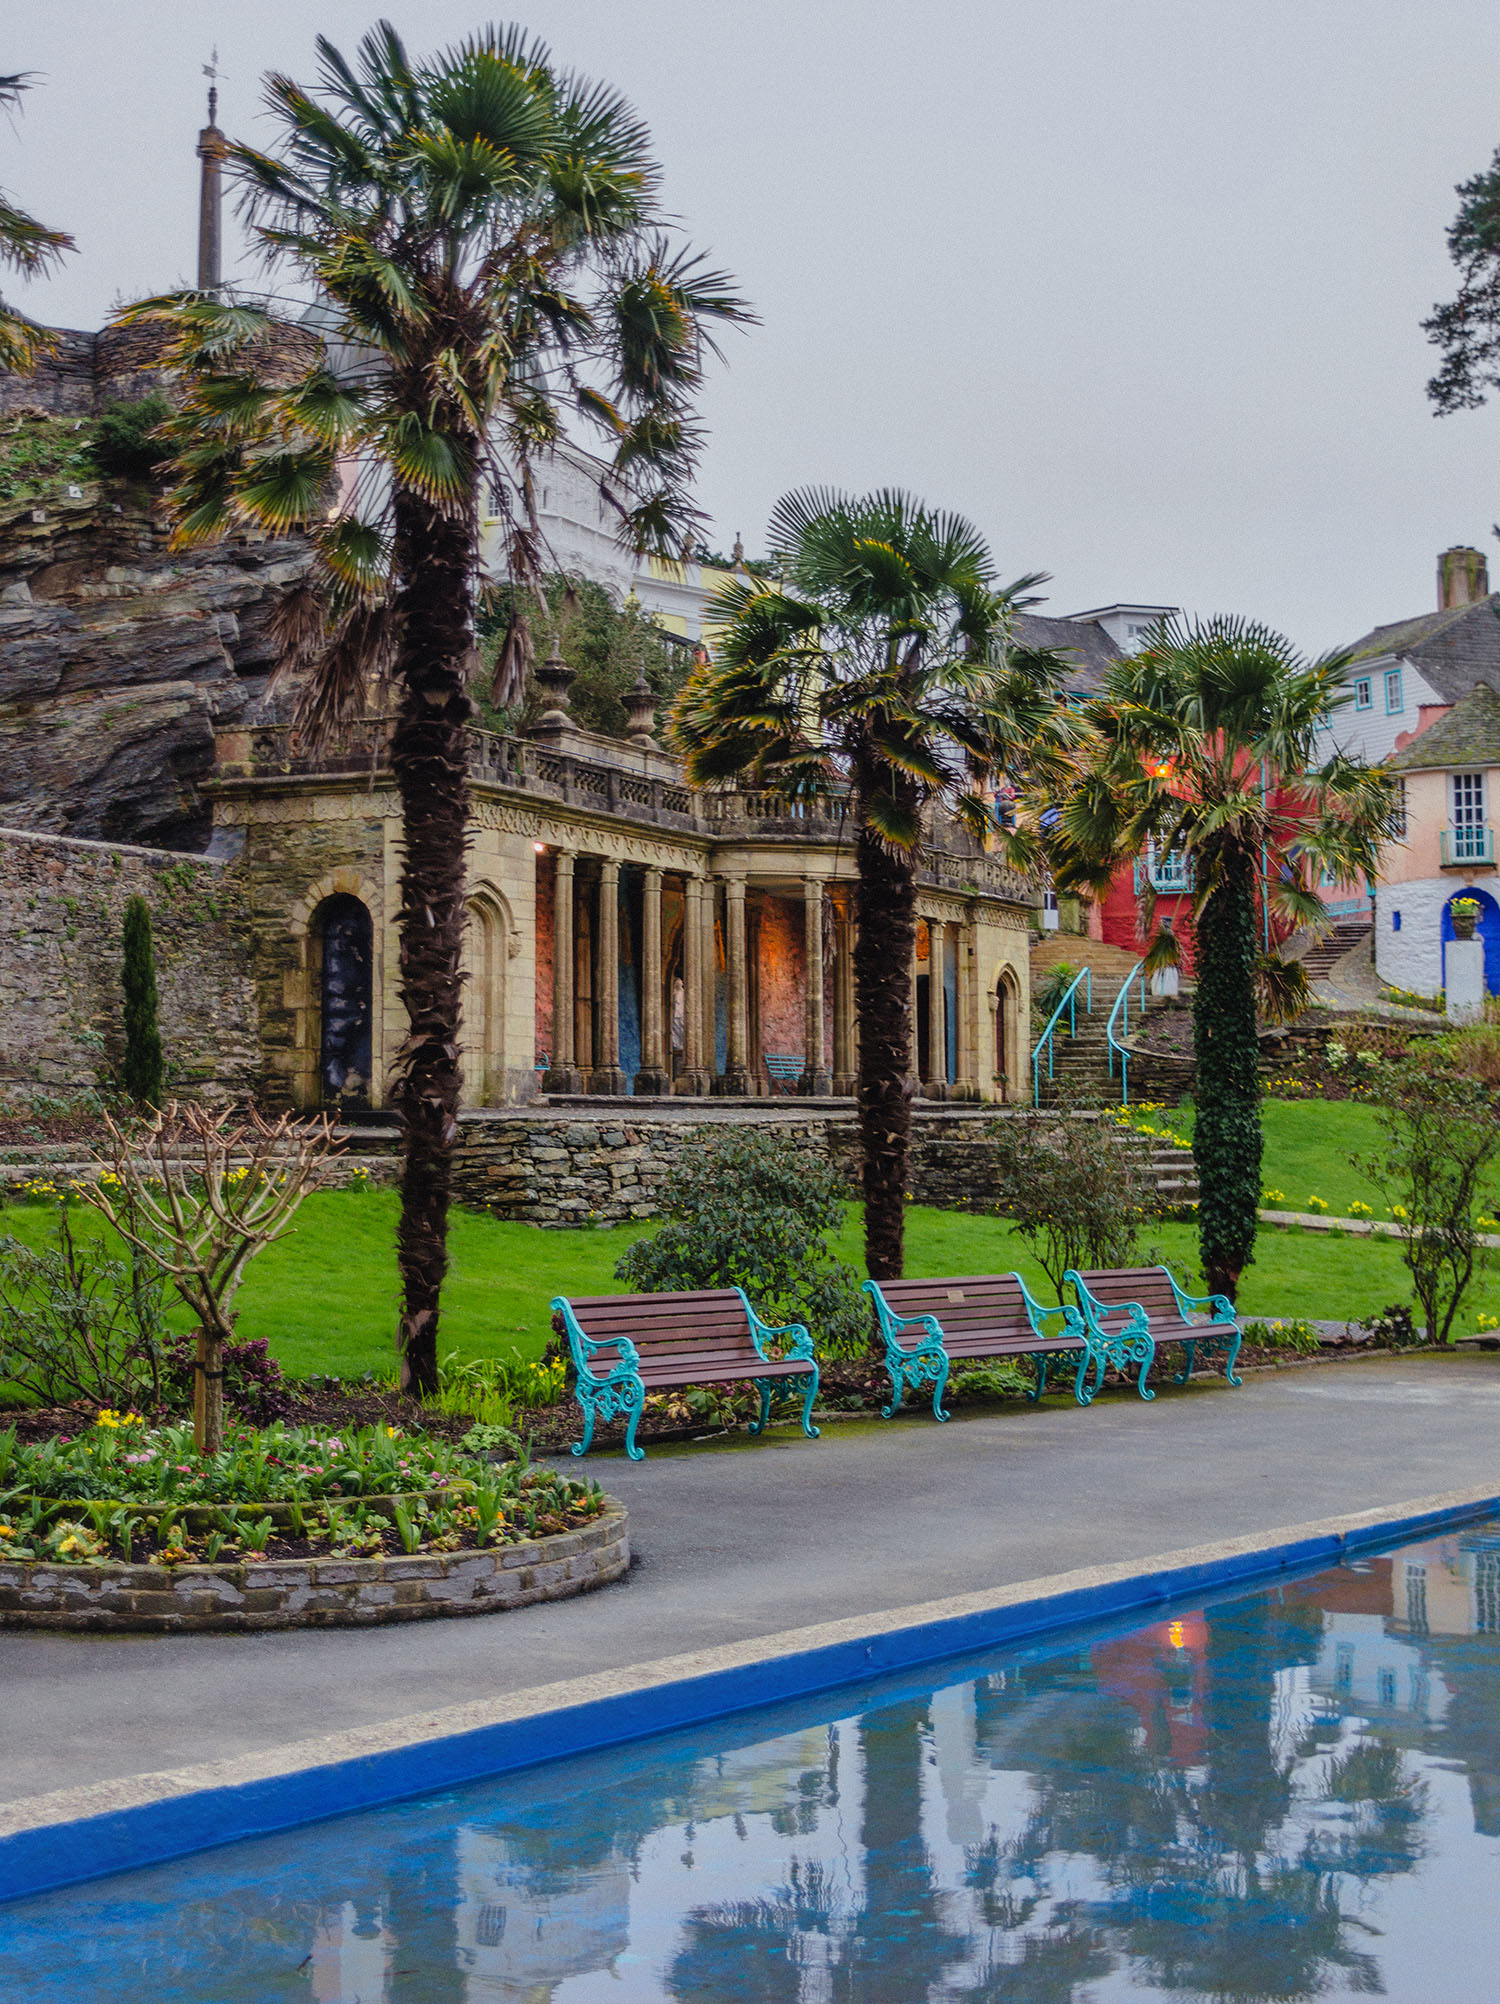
2, 1352, 1497, 1807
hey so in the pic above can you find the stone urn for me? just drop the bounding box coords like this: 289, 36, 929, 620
1452, 904, 1479, 941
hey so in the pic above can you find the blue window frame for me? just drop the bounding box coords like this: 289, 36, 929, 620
1393, 911, 1401, 932
1354, 676, 1373, 710
1384, 667, 1403, 714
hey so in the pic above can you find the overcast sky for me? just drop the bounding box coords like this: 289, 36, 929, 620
8, 1, 1500, 650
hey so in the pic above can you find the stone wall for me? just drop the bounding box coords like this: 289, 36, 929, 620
0, 826, 258, 1097
451, 1106, 1034, 1225
0, 1504, 628, 1632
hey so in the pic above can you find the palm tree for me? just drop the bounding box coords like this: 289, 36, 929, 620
1040, 616, 1392, 1299
672, 488, 1074, 1279
0, 72, 73, 372
124, 22, 747, 1393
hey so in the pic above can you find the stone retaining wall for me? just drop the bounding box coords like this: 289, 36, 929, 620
0, 1504, 628, 1632
451, 1108, 1074, 1225
0, 826, 258, 1098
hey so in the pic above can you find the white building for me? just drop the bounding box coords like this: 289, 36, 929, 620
1324, 547, 1500, 766
479, 438, 755, 646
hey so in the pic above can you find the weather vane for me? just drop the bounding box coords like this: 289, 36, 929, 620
203, 47, 222, 127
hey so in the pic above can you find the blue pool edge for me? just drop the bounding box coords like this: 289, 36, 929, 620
3, 1482, 1496, 1904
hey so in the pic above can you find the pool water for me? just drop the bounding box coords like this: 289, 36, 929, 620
7, 1520, 1500, 2002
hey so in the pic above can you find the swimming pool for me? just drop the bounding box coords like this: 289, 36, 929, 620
6, 1516, 1500, 2000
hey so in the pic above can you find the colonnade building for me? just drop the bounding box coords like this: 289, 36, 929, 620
210, 703, 1037, 1112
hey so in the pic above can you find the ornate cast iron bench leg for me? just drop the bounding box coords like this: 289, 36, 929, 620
1172, 1339, 1197, 1385
1223, 1327, 1243, 1386
749, 1379, 774, 1436
1029, 1353, 1051, 1403
799, 1369, 821, 1439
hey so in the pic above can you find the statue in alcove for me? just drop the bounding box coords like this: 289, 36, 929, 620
319, 896, 373, 1105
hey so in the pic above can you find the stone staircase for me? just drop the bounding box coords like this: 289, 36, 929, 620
1029, 937, 1157, 1108
1297, 918, 1373, 981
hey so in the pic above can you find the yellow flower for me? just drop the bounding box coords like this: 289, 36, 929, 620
0, 1524, 14, 1540
95, 1410, 120, 1428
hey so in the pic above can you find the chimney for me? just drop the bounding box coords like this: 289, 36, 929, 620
1438, 545, 1489, 610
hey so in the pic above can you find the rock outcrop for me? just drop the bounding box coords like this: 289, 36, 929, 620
0, 324, 316, 851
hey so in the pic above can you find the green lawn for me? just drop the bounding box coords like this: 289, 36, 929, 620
4, 1129, 1496, 1383
1137, 1096, 1500, 1220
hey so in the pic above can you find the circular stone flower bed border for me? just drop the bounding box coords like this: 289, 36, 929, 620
0, 1499, 629, 1631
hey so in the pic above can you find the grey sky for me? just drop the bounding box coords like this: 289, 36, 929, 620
8, 1, 1500, 651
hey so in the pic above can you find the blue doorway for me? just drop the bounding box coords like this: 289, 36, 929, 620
1441, 887, 1500, 995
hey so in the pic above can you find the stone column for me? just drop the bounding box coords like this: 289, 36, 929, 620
701, 874, 721, 1088
951, 919, 978, 1100
635, 865, 671, 1095
716, 873, 750, 1094
924, 916, 948, 1099
543, 850, 582, 1093
592, 858, 628, 1095
832, 894, 856, 1095
799, 876, 832, 1094
678, 872, 710, 1094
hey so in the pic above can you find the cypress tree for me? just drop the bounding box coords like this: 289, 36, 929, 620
121, 894, 164, 1106
1192, 842, 1263, 1301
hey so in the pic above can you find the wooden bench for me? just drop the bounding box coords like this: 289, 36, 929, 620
862, 1272, 1096, 1421
763, 1054, 804, 1095
1066, 1264, 1243, 1400
550, 1286, 820, 1460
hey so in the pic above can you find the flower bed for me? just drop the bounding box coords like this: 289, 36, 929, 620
0, 1417, 610, 1570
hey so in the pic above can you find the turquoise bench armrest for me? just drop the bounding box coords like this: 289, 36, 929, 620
739, 1288, 817, 1363
551, 1296, 641, 1383
1163, 1269, 1237, 1324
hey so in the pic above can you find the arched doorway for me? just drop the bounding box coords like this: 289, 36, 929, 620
315, 895, 373, 1107
1442, 887, 1500, 995
463, 894, 510, 1104
993, 967, 1021, 1100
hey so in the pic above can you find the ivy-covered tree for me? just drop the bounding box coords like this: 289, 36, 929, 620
1037, 618, 1392, 1300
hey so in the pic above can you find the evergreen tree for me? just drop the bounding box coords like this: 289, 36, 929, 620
121, 894, 164, 1106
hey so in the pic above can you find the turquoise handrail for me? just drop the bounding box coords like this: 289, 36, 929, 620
1106, 962, 1147, 1106
1031, 966, 1092, 1106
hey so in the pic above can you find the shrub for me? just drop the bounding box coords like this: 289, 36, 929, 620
1033, 961, 1081, 1022
1361, 1064, 1500, 1344
92, 394, 172, 480
988, 1103, 1158, 1295
0, 1211, 166, 1407
159, 1333, 292, 1425
1360, 1302, 1422, 1350
120, 895, 164, 1107
614, 1129, 868, 1354
948, 1360, 1035, 1402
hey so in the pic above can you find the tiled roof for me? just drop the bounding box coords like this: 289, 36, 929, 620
1346, 595, 1500, 701
1387, 681, 1500, 770
1011, 612, 1120, 693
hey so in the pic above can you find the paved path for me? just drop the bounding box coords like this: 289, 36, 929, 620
2, 1352, 1497, 1806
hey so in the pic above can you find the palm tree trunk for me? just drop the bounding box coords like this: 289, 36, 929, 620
390, 484, 475, 1398
854, 816, 916, 1280
1193, 841, 1262, 1300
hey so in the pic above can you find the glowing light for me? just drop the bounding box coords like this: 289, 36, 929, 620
1168, 1619, 1185, 1649
534, 842, 547, 854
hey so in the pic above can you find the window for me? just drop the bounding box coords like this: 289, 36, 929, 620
1405, 1563, 1428, 1634
1393, 910, 1402, 932
1453, 771, 1486, 836
1385, 668, 1404, 714
1378, 1667, 1398, 1706
1334, 1643, 1354, 1690
1354, 676, 1373, 710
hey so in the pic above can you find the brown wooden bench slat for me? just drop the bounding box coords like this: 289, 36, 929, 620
552, 1286, 821, 1460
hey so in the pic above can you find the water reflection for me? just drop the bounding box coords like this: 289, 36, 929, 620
8, 1524, 1500, 2002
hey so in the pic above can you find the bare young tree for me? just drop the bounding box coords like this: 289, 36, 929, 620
79, 1103, 340, 1451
